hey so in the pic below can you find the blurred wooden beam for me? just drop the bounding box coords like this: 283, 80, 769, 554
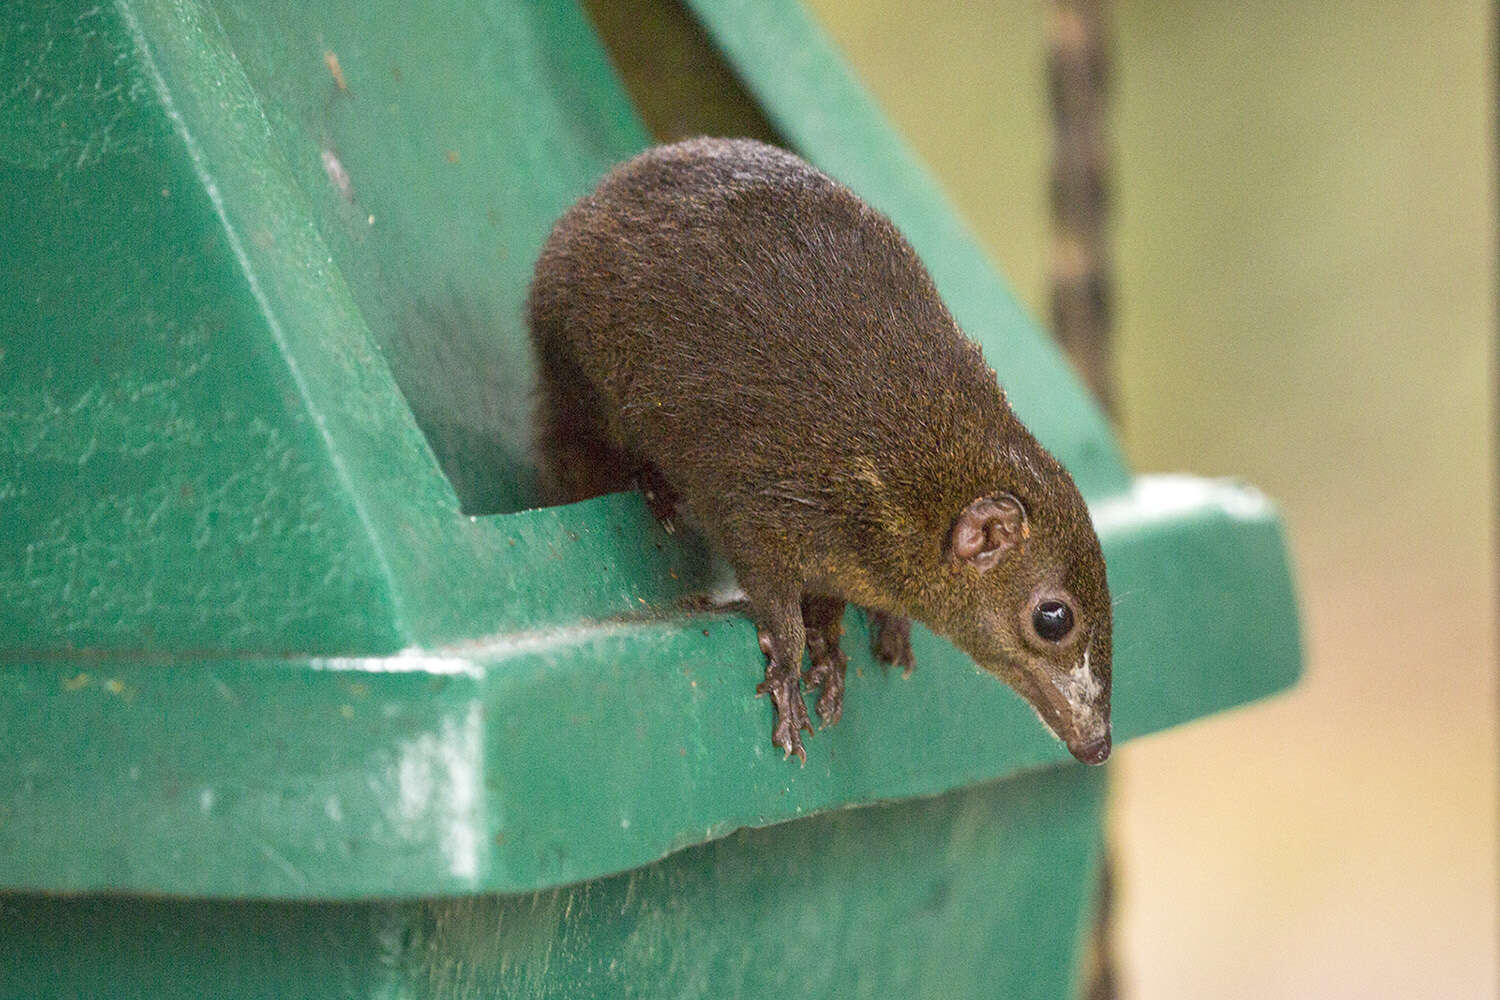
1047, 0, 1117, 417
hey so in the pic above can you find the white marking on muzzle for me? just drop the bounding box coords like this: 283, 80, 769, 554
1061, 639, 1103, 720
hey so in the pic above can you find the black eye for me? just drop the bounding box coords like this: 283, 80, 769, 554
1032, 600, 1075, 642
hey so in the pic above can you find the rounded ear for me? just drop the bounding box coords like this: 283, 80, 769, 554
949, 493, 1028, 572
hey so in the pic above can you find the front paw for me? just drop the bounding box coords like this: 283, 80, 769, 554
756, 669, 813, 762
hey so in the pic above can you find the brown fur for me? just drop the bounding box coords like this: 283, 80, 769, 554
528, 138, 1111, 763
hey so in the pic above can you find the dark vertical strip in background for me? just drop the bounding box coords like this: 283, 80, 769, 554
1047, 0, 1116, 419
1047, 2, 1119, 998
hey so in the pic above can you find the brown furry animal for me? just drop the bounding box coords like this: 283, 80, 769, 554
528, 138, 1111, 764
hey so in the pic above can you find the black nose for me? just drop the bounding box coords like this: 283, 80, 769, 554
1071, 733, 1111, 765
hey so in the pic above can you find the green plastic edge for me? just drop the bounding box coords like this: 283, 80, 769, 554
0, 767, 1107, 1000
0, 477, 1301, 898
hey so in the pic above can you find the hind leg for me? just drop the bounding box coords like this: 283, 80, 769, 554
532, 343, 634, 505
869, 610, 915, 677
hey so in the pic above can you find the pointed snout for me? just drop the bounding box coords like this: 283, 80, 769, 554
1068, 730, 1111, 765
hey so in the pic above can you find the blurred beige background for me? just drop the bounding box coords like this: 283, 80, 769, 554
801, 1, 1496, 996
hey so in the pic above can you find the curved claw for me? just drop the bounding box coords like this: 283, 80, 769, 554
773, 718, 809, 764
757, 671, 812, 763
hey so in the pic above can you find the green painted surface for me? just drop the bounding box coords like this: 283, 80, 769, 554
0, 0, 1300, 993
0, 1, 402, 654
0, 764, 1106, 1000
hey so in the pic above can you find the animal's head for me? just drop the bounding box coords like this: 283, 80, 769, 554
936, 466, 1113, 764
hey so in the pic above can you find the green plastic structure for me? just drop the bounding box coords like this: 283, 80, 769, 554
0, 1, 1301, 997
